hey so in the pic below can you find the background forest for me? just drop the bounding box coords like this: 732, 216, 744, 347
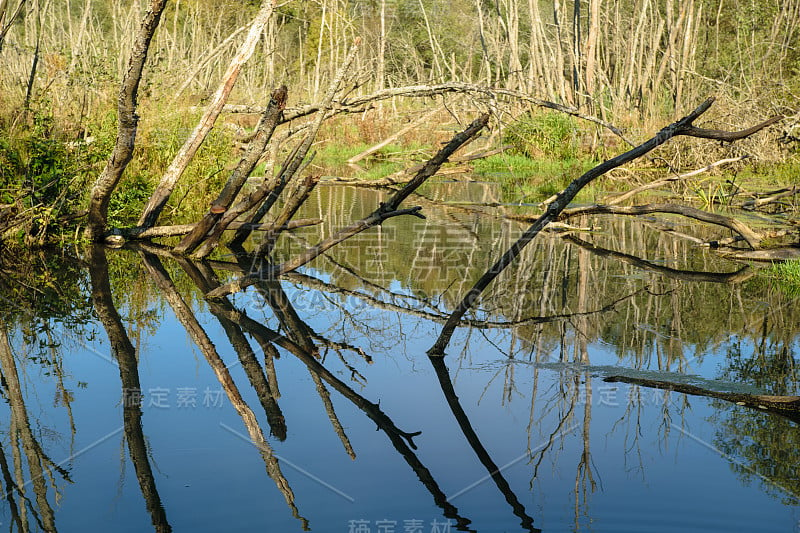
0, 0, 799, 243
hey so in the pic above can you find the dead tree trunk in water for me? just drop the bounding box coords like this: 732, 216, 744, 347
172, 85, 288, 255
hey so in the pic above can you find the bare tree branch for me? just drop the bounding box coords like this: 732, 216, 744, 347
428, 98, 781, 357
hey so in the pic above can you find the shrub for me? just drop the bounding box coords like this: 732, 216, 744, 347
504, 111, 581, 160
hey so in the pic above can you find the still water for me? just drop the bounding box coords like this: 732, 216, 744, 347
1, 182, 799, 532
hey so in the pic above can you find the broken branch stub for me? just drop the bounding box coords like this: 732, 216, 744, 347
173, 85, 288, 255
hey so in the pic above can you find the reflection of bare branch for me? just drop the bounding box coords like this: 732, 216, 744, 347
285, 271, 644, 329
139, 253, 309, 529
257, 279, 356, 458
179, 259, 288, 441
119, 241, 638, 332
575, 379, 597, 530
530, 388, 578, 481
217, 306, 473, 529
310, 372, 357, 460
564, 235, 755, 284
0, 443, 24, 530
428, 357, 540, 533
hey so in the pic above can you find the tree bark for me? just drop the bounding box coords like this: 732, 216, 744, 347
84, 0, 167, 242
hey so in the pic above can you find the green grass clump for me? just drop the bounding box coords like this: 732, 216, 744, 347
475, 154, 598, 203
504, 111, 582, 160
472, 152, 542, 178
733, 158, 800, 189
766, 260, 800, 297
0, 105, 108, 245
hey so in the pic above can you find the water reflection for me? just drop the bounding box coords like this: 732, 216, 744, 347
87, 246, 171, 532
0, 183, 798, 531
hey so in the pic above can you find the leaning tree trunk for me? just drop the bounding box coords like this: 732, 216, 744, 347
137, 0, 276, 230
84, 0, 167, 242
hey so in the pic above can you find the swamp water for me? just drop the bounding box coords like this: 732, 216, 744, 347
1, 182, 799, 532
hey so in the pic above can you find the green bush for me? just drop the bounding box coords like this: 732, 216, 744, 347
0, 106, 108, 244
504, 111, 581, 160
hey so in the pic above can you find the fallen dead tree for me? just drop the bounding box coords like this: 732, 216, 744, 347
603, 374, 800, 424
83, 3, 793, 364
428, 98, 781, 357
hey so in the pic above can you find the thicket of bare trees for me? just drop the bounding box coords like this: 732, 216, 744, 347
2, 0, 799, 124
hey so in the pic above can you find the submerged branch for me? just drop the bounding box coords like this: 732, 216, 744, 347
604, 375, 800, 424
560, 203, 764, 249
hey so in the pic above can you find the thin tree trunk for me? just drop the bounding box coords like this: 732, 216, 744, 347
85, 0, 167, 242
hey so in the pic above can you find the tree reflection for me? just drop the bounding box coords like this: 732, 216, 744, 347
713, 311, 800, 505
3, 192, 800, 530
87, 245, 171, 532
0, 322, 59, 532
